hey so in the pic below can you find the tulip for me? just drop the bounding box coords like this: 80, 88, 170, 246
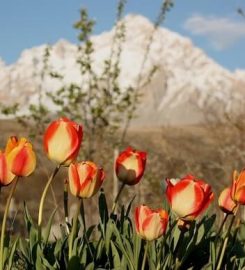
231, 169, 245, 204
43, 117, 83, 165
69, 161, 105, 198
116, 146, 147, 185
0, 151, 15, 186
6, 137, 36, 177
166, 174, 214, 221
134, 205, 168, 241
218, 187, 237, 214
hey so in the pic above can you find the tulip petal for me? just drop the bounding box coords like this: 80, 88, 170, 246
44, 118, 83, 165
69, 161, 105, 198
218, 187, 237, 214
234, 186, 245, 204
7, 144, 36, 177
171, 179, 204, 220
5, 136, 19, 155
236, 169, 245, 189
134, 205, 168, 241
69, 163, 80, 196
0, 151, 15, 186
116, 147, 146, 185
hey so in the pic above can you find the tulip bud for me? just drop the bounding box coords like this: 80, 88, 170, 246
0, 151, 15, 186
166, 174, 214, 221
231, 169, 245, 204
6, 137, 36, 177
116, 147, 147, 185
43, 117, 83, 165
68, 161, 105, 198
134, 205, 168, 241
218, 187, 237, 214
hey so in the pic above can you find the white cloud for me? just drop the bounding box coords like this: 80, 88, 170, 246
184, 15, 245, 50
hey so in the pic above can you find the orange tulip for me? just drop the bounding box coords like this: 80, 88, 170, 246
116, 147, 147, 185
0, 151, 15, 186
43, 117, 83, 165
134, 205, 168, 241
231, 170, 245, 204
166, 174, 214, 221
6, 137, 36, 177
68, 161, 105, 198
218, 187, 237, 214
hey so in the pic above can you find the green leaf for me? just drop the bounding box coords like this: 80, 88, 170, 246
98, 189, 109, 227
133, 234, 142, 269
42, 208, 57, 244
112, 222, 135, 270
7, 236, 19, 270
2, 234, 10, 269
85, 262, 95, 270
68, 256, 81, 270
111, 240, 121, 269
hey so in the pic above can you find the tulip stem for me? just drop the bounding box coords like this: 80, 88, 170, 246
63, 179, 70, 234
217, 213, 229, 237
38, 164, 61, 240
80, 198, 86, 232
141, 241, 149, 270
0, 177, 18, 270
216, 206, 239, 270
80, 198, 94, 260
68, 198, 82, 260
111, 183, 125, 213
215, 213, 229, 245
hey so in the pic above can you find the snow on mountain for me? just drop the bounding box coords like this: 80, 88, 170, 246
0, 14, 244, 126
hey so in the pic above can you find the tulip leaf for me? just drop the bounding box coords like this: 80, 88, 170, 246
133, 233, 142, 269
42, 207, 57, 245
112, 222, 135, 270
6, 236, 19, 270
98, 189, 109, 226
85, 262, 95, 270
67, 256, 81, 270
111, 240, 121, 269
1, 234, 10, 270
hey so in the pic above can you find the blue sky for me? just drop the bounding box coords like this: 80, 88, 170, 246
0, 0, 244, 71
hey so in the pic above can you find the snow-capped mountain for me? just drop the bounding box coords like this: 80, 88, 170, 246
0, 14, 244, 126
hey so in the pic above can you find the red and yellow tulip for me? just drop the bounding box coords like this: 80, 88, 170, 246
134, 205, 168, 241
218, 187, 237, 214
68, 161, 105, 198
0, 151, 15, 186
166, 174, 214, 221
6, 137, 36, 177
43, 117, 83, 165
116, 147, 147, 185
231, 170, 245, 205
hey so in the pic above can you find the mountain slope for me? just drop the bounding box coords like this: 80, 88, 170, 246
0, 14, 244, 126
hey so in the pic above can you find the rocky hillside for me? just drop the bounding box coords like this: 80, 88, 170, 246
0, 15, 244, 126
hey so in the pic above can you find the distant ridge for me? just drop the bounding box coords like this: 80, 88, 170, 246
0, 14, 244, 126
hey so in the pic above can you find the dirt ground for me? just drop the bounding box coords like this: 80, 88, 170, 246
0, 119, 244, 235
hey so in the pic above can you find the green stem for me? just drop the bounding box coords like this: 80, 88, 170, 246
216, 206, 239, 270
111, 183, 125, 213
216, 213, 229, 238
141, 241, 149, 270
0, 177, 18, 270
156, 220, 176, 270
68, 198, 82, 260
80, 198, 86, 232
80, 199, 94, 261
38, 164, 60, 241
63, 179, 69, 234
